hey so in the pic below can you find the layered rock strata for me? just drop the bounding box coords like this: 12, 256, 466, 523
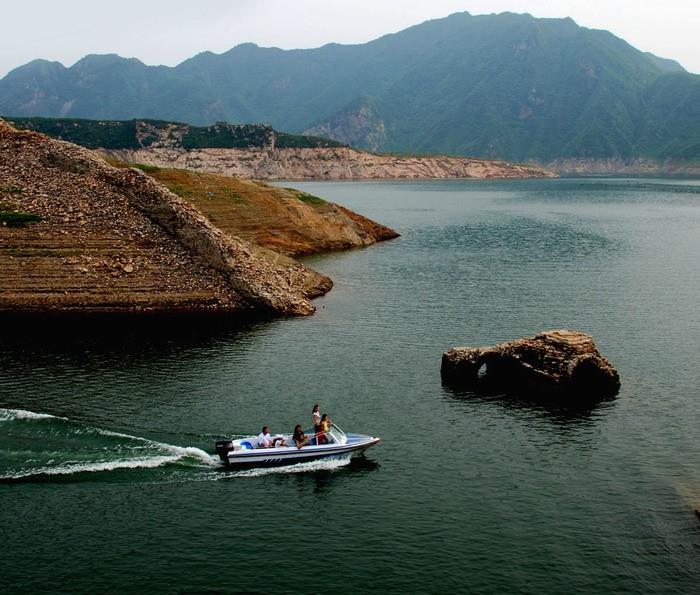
441, 330, 620, 398
106, 146, 554, 180
0, 121, 330, 315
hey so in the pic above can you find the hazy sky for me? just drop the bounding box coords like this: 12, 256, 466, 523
1, 0, 699, 77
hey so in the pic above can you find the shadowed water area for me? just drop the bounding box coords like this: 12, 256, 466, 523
1, 178, 699, 594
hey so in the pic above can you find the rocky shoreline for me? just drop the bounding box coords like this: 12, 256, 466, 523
106, 146, 555, 180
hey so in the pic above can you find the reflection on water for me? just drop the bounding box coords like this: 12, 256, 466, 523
0, 312, 267, 358
441, 382, 616, 427
290, 456, 381, 495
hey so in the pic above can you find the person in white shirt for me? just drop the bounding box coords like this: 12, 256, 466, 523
257, 426, 286, 448
312, 404, 322, 429
312, 404, 323, 445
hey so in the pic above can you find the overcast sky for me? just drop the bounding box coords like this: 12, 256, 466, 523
1, 0, 698, 77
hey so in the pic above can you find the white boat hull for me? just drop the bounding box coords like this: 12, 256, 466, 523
217, 431, 380, 468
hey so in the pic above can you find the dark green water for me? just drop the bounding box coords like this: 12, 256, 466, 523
2, 178, 699, 594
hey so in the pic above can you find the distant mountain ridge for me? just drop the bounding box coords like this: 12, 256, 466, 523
2, 11, 699, 165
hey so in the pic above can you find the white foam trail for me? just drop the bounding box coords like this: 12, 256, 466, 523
1, 455, 182, 480
231, 454, 352, 478
1, 447, 218, 480
160, 445, 220, 466
0, 408, 64, 421
96, 428, 219, 467
0, 407, 219, 478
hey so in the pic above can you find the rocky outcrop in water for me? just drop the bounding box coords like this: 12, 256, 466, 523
106, 146, 554, 180
441, 330, 620, 398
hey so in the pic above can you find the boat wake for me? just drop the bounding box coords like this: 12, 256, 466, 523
0, 408, 359, 482
0, 407, 61, 421
230, 454, 352, 478
0, 407, 218, 482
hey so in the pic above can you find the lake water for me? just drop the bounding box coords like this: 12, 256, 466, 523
1, 178, 699, 594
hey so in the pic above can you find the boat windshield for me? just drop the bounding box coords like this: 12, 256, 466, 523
328, 423, 347, 445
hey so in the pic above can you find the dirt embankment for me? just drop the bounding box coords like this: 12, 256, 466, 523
106, 146, 555, 180
0, 121, 397, 316
122, 166, 399, 258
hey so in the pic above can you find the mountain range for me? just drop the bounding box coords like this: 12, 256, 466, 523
1, 11, 699, 165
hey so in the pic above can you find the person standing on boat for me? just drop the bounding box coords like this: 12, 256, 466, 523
318, 413, 331, 444
312, 404, 322, 429
312, 404, 322, 444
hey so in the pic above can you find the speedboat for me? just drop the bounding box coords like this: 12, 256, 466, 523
215, 423, 379, 468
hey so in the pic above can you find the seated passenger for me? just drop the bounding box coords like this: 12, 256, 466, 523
292, 424, 308, 449
257, 426, 273, 448
257, 426, 286, 448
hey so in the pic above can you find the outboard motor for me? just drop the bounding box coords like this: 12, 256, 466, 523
215, 439, 234, 462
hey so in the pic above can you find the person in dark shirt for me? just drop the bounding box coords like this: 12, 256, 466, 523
292, 424, 308, 449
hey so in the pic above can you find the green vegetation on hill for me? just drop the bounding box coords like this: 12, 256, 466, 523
181, 123, 344, 149
1, 12, 699, 162
5, 117, 346, 150
276, 133, 344, 149
8, 117, 142, 149
283, 188, 327, 205
181, 122, 273, 149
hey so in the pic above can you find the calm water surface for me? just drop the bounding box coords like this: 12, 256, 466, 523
1, 178, 699, 594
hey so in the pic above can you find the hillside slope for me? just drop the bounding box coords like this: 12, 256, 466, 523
1, 12, 699, 166
0, 120, 396, 315
115, 164, 400, 257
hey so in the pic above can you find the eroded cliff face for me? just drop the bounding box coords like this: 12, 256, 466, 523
0, 121, 328, 315
106, 146, 554, 180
